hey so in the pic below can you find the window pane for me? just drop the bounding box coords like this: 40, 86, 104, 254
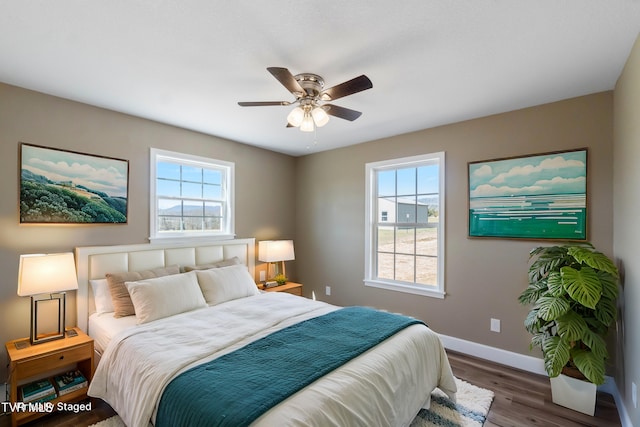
397, 167, 416, 196
417, 164, 439, 194
158, 198, 180, 215
203, 184, 222, 199
377, 170, 395, 197
395, 254, 415, 282
158, 216, 181, 231
204, 201, 222, 216
204, 169, 221, 185
416, 226, 438, 256
204, 216, 221, 231
377, 225, 394, 253
377, 252, 394, 280
395, 227, 415, 255
181, 182, 201, 198
397, 196, 417, 223
183, 201, 203, 217
183, 216, 203, 231
378, 197, 395, 223
416, 256, 437, 286
157, 162, 180, 180
182, 165, 202, 182
157, 179, 180, 197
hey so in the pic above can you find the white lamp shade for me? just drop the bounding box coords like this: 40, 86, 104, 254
287, 107, 305, 127
311, 106, 330, 127
18, 252, 79, 296
300, 115, 315, 132
258, 240, 295, 262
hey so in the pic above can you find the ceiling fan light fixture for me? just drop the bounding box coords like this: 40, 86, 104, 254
300, 115, 315, 132
287, 106, 305, 127
311, 106, 330, 127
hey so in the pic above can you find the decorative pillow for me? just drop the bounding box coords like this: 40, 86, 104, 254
181, 257, 241, 272
125, 271, 206, 324
106, 265, 180, 318
195, 264, 259, 305
90, 278, 114, 314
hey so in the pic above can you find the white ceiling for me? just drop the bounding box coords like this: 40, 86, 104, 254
1, 1, 639, 156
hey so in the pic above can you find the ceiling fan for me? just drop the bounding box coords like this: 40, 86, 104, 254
238, 67, 372, 132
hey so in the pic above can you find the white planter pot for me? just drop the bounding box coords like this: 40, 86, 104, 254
550, 373, 596, 416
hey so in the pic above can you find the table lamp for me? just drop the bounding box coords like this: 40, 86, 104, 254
17, 252, 79, 345
258, 240, 295, 279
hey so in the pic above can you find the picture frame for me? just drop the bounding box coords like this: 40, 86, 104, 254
468, 149, 587, 240
20, 143, 129, 224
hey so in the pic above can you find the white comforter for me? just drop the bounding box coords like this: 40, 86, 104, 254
89, 292, 456, 427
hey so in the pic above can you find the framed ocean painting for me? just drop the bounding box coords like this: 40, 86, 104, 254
20, 143, 129, 224
468, 149, 587, 240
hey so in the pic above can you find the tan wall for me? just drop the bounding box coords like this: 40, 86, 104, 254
0, 83, 297, 379
613, 34, 640, 425
296, 92, 614, 357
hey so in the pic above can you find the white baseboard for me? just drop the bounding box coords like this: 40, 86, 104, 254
438, 333, 547, 376
438, 334, 633, 427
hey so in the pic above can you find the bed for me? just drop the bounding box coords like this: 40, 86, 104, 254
75, 238, 456, 427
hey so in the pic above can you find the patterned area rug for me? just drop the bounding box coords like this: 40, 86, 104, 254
411, 378, 495, 427
89, 377, 494, 427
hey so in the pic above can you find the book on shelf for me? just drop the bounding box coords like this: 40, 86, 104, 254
20, 379, 56, 402
32, 392, 57, 403
53, 369, 88, 396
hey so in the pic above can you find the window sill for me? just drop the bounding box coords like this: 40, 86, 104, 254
149, 233, 236, 245
364, 279, 445, 299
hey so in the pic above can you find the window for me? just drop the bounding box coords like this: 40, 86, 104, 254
150, 148, 234, 242
364, 152, 445, 298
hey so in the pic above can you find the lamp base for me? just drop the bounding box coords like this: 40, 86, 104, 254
30, 292, 66, 345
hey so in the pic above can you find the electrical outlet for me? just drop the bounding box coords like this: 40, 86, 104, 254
325, 286, 331, 296
259, 271, 266, 282
490, 318, 501, 333
632, 381, 637, 409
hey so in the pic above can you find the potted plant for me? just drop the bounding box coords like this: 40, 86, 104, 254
518, 243, 618, 414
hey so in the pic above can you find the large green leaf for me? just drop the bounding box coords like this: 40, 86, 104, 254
561, 266, 602, 309
518, 281, 548, 305
528, 246, 570, 282
581, 328, 608, 361
537, 296, 570, 321
543, 336, 571, 377
572, 349, 606, 385
524, 308, 542, 334
598, 271, 619, 300
567, 246, 618, 277
556, 310, 587, 342
546, 271, 565, 297
594, 296, 616, 327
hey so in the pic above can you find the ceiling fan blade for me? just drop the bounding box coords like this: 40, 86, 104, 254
267, 67, 305, 97
321, 75, 372, 101
238, 101, 291, 107
324, 104, 363, 121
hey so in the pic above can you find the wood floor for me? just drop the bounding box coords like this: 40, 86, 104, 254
446, 350, 621, 427
12, 350, 621, 427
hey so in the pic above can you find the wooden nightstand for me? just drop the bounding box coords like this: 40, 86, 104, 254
5, 328, 94, 427
264, 282, 303, 296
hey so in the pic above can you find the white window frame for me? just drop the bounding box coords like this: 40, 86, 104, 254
149, 148, 235, 243
364, 152, 445, 298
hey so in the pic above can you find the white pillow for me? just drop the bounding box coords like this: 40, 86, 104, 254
90, 279, 114, 314
195, 264, 259, 305
125, 271, 207, 324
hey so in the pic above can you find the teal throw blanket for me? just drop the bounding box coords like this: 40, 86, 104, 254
156, 306, 423, 427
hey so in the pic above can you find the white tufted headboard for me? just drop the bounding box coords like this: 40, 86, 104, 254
74, 238, 255, 333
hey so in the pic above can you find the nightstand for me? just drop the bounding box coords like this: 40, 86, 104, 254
264, 282, 303, 296
5, 328, 94, 427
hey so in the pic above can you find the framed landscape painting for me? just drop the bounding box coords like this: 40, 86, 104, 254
468, 149, 587, 240
20, 143, 129, 224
